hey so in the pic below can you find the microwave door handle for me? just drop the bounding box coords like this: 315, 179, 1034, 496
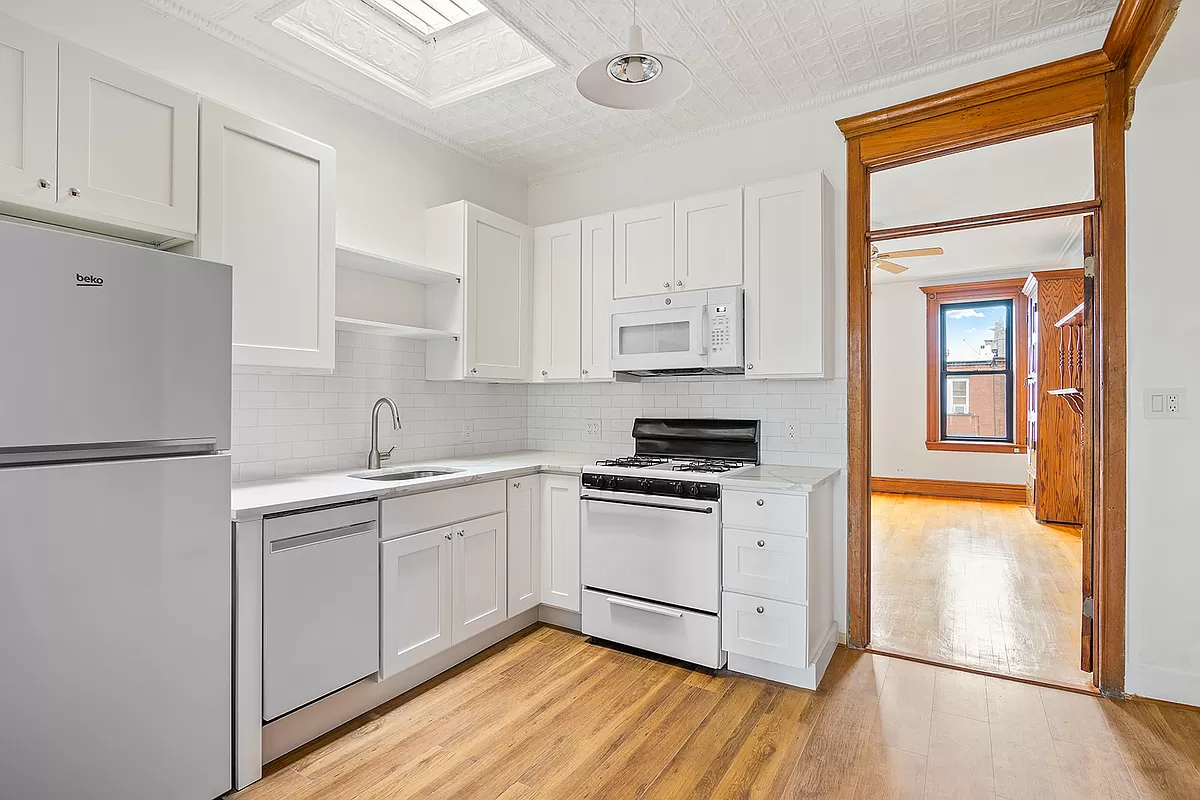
698, 306, 708, 356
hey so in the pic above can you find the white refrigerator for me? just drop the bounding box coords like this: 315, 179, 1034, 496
0, 220, 234, 800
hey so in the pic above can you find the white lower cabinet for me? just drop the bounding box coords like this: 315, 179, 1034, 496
541, 475, 581, 612
720, 484, 836, 690
452, 512, 508, 642
506, 477, 541, 616
379, 503, 509, 682
379, 526, 453, 679
722, 591, 808, 668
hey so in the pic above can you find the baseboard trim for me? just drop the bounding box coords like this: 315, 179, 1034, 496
538, 604, 582, 631
872, 476, 1026, 503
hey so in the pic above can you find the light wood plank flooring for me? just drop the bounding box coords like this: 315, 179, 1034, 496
871, 492, 1089, 688
228, 626, 1200, 799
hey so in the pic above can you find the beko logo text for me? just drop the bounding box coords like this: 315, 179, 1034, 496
76, 274, 104, 287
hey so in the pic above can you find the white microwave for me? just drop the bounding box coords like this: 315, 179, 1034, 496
609, 287, 744, 377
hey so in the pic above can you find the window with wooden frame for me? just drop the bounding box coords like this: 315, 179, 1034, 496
920, 278, 1029, 454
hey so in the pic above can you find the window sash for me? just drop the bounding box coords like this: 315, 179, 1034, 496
939, 300, 1014, 443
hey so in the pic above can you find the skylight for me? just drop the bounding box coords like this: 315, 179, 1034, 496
365, 0, 488, 37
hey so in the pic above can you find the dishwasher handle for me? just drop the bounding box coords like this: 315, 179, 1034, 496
268, 520, 376, 553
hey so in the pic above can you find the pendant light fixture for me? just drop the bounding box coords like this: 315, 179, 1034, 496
576, 0, 691, 110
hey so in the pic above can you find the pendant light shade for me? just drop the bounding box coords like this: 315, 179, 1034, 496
577, 21, 691, 110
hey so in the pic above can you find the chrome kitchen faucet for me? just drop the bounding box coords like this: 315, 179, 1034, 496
368, 397, 401, 469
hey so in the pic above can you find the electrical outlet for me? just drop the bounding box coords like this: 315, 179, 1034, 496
786, 422, 798, 440
585, 420, 602, 440
462, 420, 474, 441
1145, 388, 1187, 419
896, 467, 906, 474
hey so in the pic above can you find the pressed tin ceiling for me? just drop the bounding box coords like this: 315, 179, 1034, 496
147, 0, 1119, 179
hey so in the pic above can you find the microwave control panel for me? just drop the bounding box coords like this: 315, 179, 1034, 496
709, 305, 732, 354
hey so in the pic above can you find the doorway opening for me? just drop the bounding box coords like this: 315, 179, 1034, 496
864, 128, 1097, 688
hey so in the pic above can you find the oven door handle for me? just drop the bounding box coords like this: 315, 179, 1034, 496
580, 495, 714, 514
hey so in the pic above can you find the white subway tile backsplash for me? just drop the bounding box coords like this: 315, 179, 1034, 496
230, 332, 847, 481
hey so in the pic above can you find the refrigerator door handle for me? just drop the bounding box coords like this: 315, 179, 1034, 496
0, 438, 218, 467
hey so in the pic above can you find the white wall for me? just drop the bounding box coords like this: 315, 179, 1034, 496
528, 31, 1104, 639
871, 277, 1028, 484
0, 0, 528, 263
1125, 73, 1200, 706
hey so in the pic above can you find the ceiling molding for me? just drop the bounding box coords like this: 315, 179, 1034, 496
527, 12, 1113, 184
144, 0, 523, 176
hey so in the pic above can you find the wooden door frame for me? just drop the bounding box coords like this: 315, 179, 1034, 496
836, 0, 1177, 696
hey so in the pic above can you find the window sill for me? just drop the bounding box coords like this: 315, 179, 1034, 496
926, 440, 1028, 454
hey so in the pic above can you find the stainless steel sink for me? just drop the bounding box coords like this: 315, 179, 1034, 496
349, 467, 461, 482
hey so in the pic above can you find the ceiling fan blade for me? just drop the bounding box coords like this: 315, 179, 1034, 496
874, 247, 944, 259
873, 259, 909, 274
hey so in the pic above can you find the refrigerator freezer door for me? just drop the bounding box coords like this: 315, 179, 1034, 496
0, 454, 232, 800
0, 220, 232, 450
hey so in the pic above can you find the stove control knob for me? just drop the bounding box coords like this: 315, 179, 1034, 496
602, 476, 615, 490
687, 484, 700, 497
673, 481, 685, 496
639, 478, 652, 492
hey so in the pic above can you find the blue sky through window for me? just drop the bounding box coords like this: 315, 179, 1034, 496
944, 302, 1008, 363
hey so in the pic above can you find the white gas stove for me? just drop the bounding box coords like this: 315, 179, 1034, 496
579, 418, 760, 669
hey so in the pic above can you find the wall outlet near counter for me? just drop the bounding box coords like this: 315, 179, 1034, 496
585, 420, 602, 440
462, 420, 474, 441
786, 422, 798, 440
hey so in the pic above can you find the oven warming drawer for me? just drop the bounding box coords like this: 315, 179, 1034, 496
581, 589, 724, 669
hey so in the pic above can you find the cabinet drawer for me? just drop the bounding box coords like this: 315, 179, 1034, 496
722, 528, 807, 604
582, 589, 722, 669
721, 591, 808, 668
381, 480, 505, 540
723, 490, 807, 533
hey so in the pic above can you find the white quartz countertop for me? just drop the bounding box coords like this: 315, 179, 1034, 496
719, 465, 841, 493
230, 451, 595, 522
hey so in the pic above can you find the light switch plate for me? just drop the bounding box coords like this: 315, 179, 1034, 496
1145, 388, 1187, 419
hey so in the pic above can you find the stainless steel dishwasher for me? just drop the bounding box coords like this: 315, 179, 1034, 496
262, 500, 379, 721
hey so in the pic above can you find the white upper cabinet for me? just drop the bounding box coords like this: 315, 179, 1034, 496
533, 219, 582, 382
198, 100, 336, 372
0, 18, 57, 206
426, 201, 532, 381
613, 201, 674, 299
744, 173, 833, 379
0, 18, 198, 244
57, 45, 197, 236
580, 213, 614, 381
674, 188, 743, 292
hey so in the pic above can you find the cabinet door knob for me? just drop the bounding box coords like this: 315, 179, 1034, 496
470, 367, 477, 374
747, 363, 754, 370
37, 178, 51, 189
756, 499, 764, 506
582, 369, 589, 375
756, 606, 764, 614
444, 532, 452, 540
663, 282, 670, 288
541, 370, 548, 376
68, 187, 82, 197
757, 539, 765, 547
676, 280, 683, 287
456, 529, 464, 537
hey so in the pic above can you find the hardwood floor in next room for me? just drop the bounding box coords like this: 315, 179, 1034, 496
228, 626, 1200, 800
872, 492, 1088, 688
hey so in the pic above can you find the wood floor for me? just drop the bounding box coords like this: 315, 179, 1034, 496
871, 492, 1089, 688
228, 625, 1200, 800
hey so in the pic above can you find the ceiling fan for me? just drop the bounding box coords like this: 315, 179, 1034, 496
871, 245, 944, 274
